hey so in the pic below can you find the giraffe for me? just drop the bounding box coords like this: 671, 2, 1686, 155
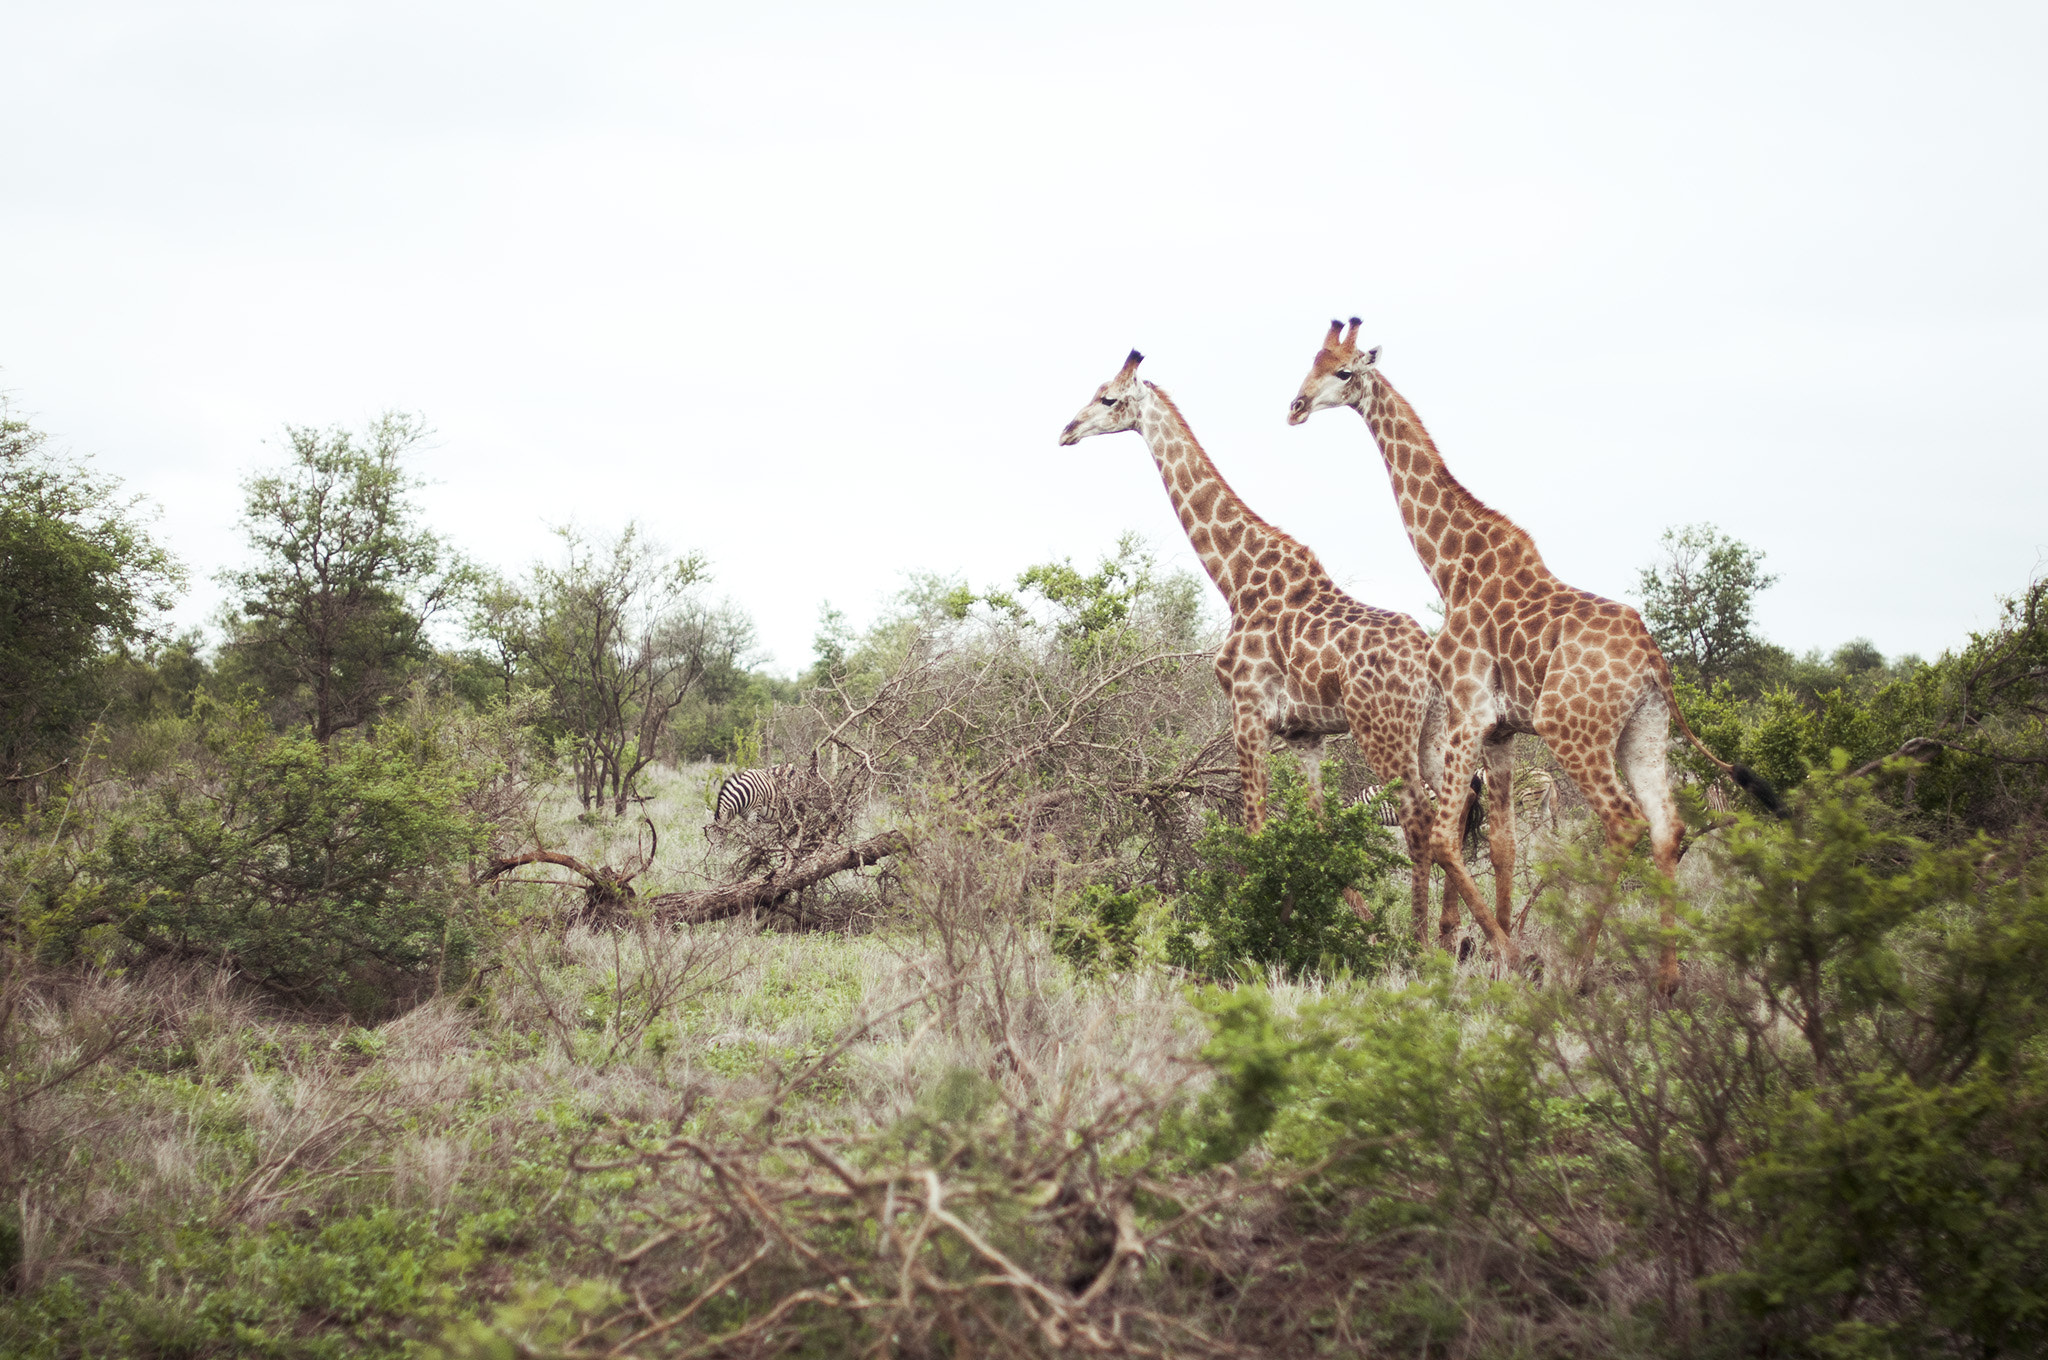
1060, 350, 1518, 964
1286, 320, 1783, 989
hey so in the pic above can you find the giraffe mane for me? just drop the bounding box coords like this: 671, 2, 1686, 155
1144, 381, 1339, 583
1372, 374, 1548, 571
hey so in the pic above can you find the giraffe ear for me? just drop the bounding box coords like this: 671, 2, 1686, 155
1362, 345, 1381, 366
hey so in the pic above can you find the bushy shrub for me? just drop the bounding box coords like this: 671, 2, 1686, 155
1675, 576, 2048, 838
1703, 754, 2048, 1353
57, 702, 488, 1015
1190, 759, 2048, 1354
1, 403, 181, 805
1050, 883, 1155, 977
1165, 758, 1407, 982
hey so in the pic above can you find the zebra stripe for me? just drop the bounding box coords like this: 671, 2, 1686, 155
714, 764, 794, 821
1358, 774, 1487, 853
1356, 782, 1404, 828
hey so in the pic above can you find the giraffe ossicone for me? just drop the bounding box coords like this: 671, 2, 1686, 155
1060, 350, 1519, 963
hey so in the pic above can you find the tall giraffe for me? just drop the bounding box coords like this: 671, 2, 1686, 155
1287, 321, 1782, 988
1061, 350, 1517, 963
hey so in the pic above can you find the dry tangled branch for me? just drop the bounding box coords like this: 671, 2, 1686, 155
521, 965, 1253, 1359
489, 617, 1237, 934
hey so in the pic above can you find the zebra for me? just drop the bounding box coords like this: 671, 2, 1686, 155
1356, 780, 1406, 829
1359, 773, 1486, 851
714, 764, 796, 822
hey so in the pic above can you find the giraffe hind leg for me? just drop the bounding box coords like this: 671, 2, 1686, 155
1231, 700, 1272, 832
1542, 726, 1648, 980
1398, 789, 1433, 945
1618, 691, 1686, 992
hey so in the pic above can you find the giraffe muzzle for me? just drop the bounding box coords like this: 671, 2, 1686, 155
1286, 398, 1309, 426
1058, 420, 1081, 446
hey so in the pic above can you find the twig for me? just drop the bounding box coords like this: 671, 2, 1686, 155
606, 1238, 774, 1355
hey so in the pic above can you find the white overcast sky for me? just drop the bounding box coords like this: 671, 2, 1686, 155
4, 1, 2044, 673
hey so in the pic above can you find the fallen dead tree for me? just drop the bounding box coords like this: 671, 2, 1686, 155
482, 811, 908, 929
643, 828, 910, 924
479, 816, 662, 926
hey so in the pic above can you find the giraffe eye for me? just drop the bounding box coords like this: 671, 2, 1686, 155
1335, 370, 1354, 380
1099, 396, 1116, 407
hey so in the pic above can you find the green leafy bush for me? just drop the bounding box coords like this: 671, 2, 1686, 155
1165, 758, 1407, 982
1703, 755, 2048, 1352
87, 702, 486, 1015
1674, 577, 2048, 838
1189, 760, 2048, 1354
1051, 883, 1155, 976
1, 402, 182, 804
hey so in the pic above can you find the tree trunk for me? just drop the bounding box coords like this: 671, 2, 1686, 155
644, 830, 909, 925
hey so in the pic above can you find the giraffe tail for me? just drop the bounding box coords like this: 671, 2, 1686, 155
1663, 680, 1789, 820
1730, 764, 1789, 819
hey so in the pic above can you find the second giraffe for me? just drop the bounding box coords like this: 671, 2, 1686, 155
1287, 319, 1784, 988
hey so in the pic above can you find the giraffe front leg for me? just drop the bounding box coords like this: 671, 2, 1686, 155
1232, 701, 1272, 833
1482, 735, 1517, 937
1431, 722, 1520, 970
1398, 786, 1434, 945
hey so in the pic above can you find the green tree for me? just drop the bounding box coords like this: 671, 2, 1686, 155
481, 524, 754, 814
978, 533, 1206, 663
0, 399, 182, 802
218, 413, 464, 741
805, 603, 856, 686
1011, 533, 1204, 655
1190, 765, 2048, 1354
662, 666, 801, 763
1637, 523, 1778, 692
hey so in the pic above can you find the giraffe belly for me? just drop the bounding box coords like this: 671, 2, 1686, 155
1492, 694, 1539, 738
1266, 682, 1349, 739
1487, 659, 1546, 736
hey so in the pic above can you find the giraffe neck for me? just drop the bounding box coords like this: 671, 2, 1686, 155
1358, 371, 1546, 604
1135, 383, 1310, 611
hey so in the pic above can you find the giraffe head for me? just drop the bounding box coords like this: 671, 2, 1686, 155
1058, 350, 1147, 446
1286, 317, 1379, 425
